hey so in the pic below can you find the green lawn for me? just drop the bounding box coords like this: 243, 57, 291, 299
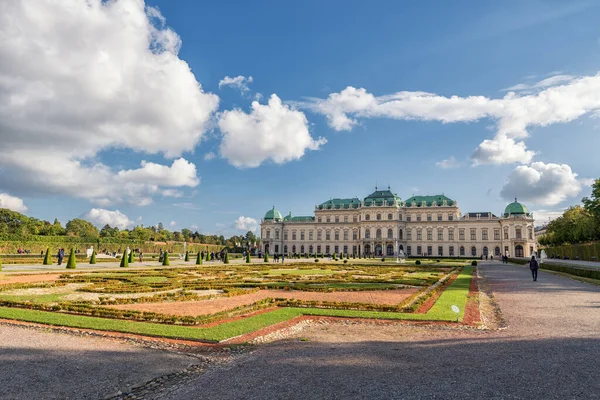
0, 267, 473, 341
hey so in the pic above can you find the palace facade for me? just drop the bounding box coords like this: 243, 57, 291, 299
260, 187, 537, 258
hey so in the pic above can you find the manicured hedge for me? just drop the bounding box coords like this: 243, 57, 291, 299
543, 242, 600, 261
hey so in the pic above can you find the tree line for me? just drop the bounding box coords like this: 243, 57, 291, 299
539, 178, 600, 246
0, 208, 258, 249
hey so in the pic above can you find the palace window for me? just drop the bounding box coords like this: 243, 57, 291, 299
495, 246, 501, 256
470, 229, 476, 241
344, 230, 349, 240
427, 229, 432, 241
407, 246, 412, 255
417, 229, 422, 240
460, 246, 465, 256
365, 229, 371, 239
292, 231, 296, 240
448, 229, 454, 241
300, 231, 305, 240
335, 216, 339, 223
448, 214, 454, 221
437, 214, 443, 221
471, 246, 477, 256
301, 245, 305, 254
326, 217, 330, 223
407, 229, 412, 240
284, 231, 288, 240
438, 246, 443, 256
416, 215, 421, 222
427, 246, 432, 256
353, 230, 358, 240
528, 228, 533, 240
317, 230, 322, 240
274, 245, 279, 253
388, 228, 393, 239
504, 228, 509, 239
399, 214, 403, 221
406, 215, 412, 222
334, 231, 339, 240
376, 214, 382, 221
334, 245, 339, 254
365, 214, 370, 221
353, 216, 357, 222
326, 231, 331, 241
309, 245, 314, 254
427, 214, 432, 221
309, 231, 313, 240
343, 245, 348, 254
376, 229, 382, 239
318, 217, 322, 223
516, 228, 522, 239
482, 229, 488, 240
266, 230, 271, 239
417, 246, 422, 255
398, 229, 403, 239
292, 245, 296, 253
459, 229, 465, 241
494, 230, 500, 240
284, 245, 288, 253
449, 246, 454, 256
388, 213, 393, 220
275, 230, 280, 239
344, 216, 348, 223
325, 245, 330, 254
316, 245, 321, 254
438, 229, 443, 241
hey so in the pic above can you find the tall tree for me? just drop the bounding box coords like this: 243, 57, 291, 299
65, 218, 99, 238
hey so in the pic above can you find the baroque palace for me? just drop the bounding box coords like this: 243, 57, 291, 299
260, 187, 537, 259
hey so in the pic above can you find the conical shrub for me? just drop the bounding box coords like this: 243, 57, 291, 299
246, 252, 251, 263
162, 251, 170, 266
196, 252, 202, 265
128, 251, 133, 264
224, 251, 229, 264
205, 251, 209, 262
185, 251, 189, 262
264, 252, 269, 262
120, 249, 129, 268
43, 248, 51, 265
66, 248, 76, 269
90, 250, 96, 264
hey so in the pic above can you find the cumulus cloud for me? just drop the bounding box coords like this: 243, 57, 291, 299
301, 73, 600, 165
0, 193, 28, 213
500, 162, 584, 206
218, 94, 327, 168
235, 216, 258, 232
530, 208, 566, 225
435, 156, 462, 169
219, 75, 254, 93
161, 189, 184, 198
117, 158, 199, 187
0, 0, 218, 204
82, 208, 134, 229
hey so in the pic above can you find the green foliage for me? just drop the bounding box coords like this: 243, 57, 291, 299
224, 251, 229, 264
264, 252, 269, 262
543, 242, 600, 261
582, 178, 600, 221
162, 252, 170, 266
185, 251, 189, 262
415, 260, 421, 265
471, 260, 478, 266
332, 253, 337, 261
246, 252, 251, 263
43, 248, 51, 265
66, 248, 76, 269
90, 250, 96, 264
128, 251, 133, 264
120, 249, 129, 268
0, 254, 2, 270
206, 251, 210, 262
196, 252, 202, 265
65, 218, 99, 238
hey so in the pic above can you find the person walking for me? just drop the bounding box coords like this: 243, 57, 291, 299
57, 248, 64, 265
529, 255, 539, 281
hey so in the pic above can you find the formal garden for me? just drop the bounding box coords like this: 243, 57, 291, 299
0, 261, 476, 342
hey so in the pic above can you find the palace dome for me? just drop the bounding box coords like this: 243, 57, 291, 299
504, 199, 530, 217
264, 206, 283, 221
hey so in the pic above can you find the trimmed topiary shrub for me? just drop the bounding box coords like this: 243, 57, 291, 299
205, 251, 210, 262
333, 253, 337, 261
314, 259, 319, 262
128, 251, 133, 264
90, 250, 96, 264
162, 252, 170, 266
43, 248, 51, 265
185, 251, 189, 262
381, 257, 385, 262
343, 259, 348, 264
471, 260, 478, 266
246, 253, 251, 263
415, 260, 421, 265
196, 252, 202, 265
264, 252, 269, 262
66, 248, 76, 269
224, 251, 229, 264
120, 249, 129, 268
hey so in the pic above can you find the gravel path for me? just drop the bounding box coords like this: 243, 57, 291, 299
161, 261, 600, 400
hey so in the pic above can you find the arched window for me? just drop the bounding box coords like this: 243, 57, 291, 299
387, 228, 393, 239
284, 245, 288, 254
515, 245, 524, 257
494, 246, 500, 256
292, 245, 296, 253
376, 229, 382, 239
376, 213, 381, 221
471, 246, 477, 256
365, 214, 370, 221
387, 244, 394, 255
483, 246, 488, 256
309, 245, 313, 254
387, 213, 393, 220
399, 229, 403, 239
365, 229, 371, 239
460, 246, 465, 256
300, 245, 304, 254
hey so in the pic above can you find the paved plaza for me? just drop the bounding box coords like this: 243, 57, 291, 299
0, 261, 598, 399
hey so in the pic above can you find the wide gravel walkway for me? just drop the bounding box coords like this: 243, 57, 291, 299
161, 261, 600, 400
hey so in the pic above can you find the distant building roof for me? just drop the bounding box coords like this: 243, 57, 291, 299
405, 194, 455, 207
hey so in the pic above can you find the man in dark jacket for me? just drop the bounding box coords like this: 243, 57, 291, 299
529, 255, 539, 281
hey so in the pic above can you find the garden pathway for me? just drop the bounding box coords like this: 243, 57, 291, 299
159, 261, 600, 400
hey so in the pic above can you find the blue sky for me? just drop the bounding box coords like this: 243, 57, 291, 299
1, 0, 599, 235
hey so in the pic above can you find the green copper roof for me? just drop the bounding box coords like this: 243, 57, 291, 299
405, 195, 455, 207
264, 206, 283, 221
282, 212, 314, 222
363, 188, 401, 206
318, 198, 361, 210
504, 200, 530, 217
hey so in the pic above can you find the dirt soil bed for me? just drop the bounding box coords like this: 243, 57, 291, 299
109, 288, 419, 317
0, 273, 63, 285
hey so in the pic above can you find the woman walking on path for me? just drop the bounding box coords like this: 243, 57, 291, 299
529, 255, 539, 281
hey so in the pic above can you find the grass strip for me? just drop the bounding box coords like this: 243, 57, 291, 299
0, 267, 472, 341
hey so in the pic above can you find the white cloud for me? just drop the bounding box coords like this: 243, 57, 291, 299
235, 216, 258, 232
161, 189, 184, 198
435, 156, 462, 169
204, 152, 216, 161
0, 0, 218, 204
169, 220, 176, 227
82, 208, 134, 229
219, 75, 253, 93
0, 193, 28, 213
301, 72, 600, 165
530, 208, 566, 225
218, 94, 327, 168
500, 162, 584, 206
502, 74, 575, 92
117, 158, 199, 187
